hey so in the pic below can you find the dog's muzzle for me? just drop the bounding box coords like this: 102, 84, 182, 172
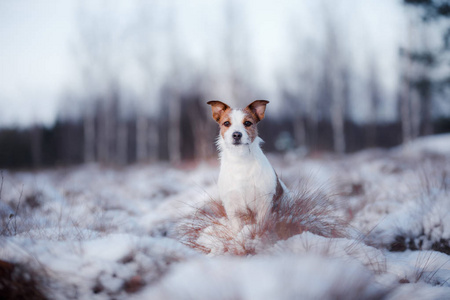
232, 131, 242, 145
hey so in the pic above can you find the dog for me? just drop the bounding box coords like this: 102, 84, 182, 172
207, 100, 288, 231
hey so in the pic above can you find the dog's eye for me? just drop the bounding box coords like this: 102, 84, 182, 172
244, 121, 253, 127
223, 121, 231, 127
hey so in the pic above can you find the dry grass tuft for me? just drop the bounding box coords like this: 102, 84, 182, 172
0, 259, 48, 300
272, 189, 347, 240
178, 187, 347, 256
178, 199, 237, 254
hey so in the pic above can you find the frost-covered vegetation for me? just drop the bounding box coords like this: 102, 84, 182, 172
1, 134, 450, 299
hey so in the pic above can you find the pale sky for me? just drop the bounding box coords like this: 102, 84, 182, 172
0, 0, 78, 126
0, 0, 407, 127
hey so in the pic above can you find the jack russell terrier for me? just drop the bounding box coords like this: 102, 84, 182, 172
207, 100, 288, 231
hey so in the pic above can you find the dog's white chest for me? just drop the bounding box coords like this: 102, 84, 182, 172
218, 146, 277, 218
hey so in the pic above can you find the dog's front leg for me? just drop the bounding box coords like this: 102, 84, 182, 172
222, 192, 245, 233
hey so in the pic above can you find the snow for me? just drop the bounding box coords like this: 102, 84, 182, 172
143, 255, 385, 300
1, 134, 450, 298
400, 133, 450, 157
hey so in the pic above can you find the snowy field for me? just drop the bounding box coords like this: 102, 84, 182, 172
1, 134, 450, 299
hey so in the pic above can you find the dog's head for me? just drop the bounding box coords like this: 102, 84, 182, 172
207, 100, 269, 151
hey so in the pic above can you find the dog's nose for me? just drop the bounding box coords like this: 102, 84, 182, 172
232, 131, 242, 140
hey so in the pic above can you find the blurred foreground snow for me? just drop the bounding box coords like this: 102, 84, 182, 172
1, 134, 450, 299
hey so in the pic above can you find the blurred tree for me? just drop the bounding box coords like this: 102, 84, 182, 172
322, 10, 349, 154
73, 4, 135, 164
284, 12, 316, 149
30, 125, 43, 168
399, 72, 414, 143
74, 7, 117, 163
404, 0, 450, 21
133, 0, 162, 163
83, 109, 96, 163
366, 60, 382, 147
224, 0, 254, 103
166, 1, 182, 164
402, 0, 450, 139
116, 92, 130, 165
186, 92, 215, 160
135, 114, 149, 162
0, 129, 33, 168
279, 39, 319, 151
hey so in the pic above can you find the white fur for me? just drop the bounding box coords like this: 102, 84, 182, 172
216, 110, 286, 231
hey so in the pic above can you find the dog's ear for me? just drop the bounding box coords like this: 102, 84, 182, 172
246, 100, 269, 122
207, 101, 230, 123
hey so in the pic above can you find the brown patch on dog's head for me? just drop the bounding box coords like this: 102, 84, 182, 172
241, 109, 259, 142
207, 101, 233, 139
207, 101, 230, 123
245, 100, 269, 122
219, 113, 234, 139
242, 100, 269, 142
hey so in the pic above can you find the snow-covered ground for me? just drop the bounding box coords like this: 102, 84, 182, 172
1, 134, 450, 299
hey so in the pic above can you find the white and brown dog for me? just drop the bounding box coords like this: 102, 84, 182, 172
207, 100, 288, 231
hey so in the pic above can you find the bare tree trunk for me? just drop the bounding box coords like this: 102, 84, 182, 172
117, 120, 128, 165
366, 112, 377, 149
168, 97, 181, 164
322, 9, 347, 154
224, 0, 253, 102
97, 120, 107, 163
105, 107, 113, 163
401, 17, 416, 144
366, 62, 381, 148
97, 102, 113, 163
308, 101, 319, 151
420, 82, 433, 136
30, 125, 42, 168
194, 122, 208, 160
411, 90, 421, 139
96, 112, 105, 163
330, 69, 347, 154
331, 94, 346, 154
148, 118, 159, 161
187, 101, 209, 160
400, 79, 412, 144
136, 115, 148, 162
293, 114, 306, 148
84, 114, 96, 163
